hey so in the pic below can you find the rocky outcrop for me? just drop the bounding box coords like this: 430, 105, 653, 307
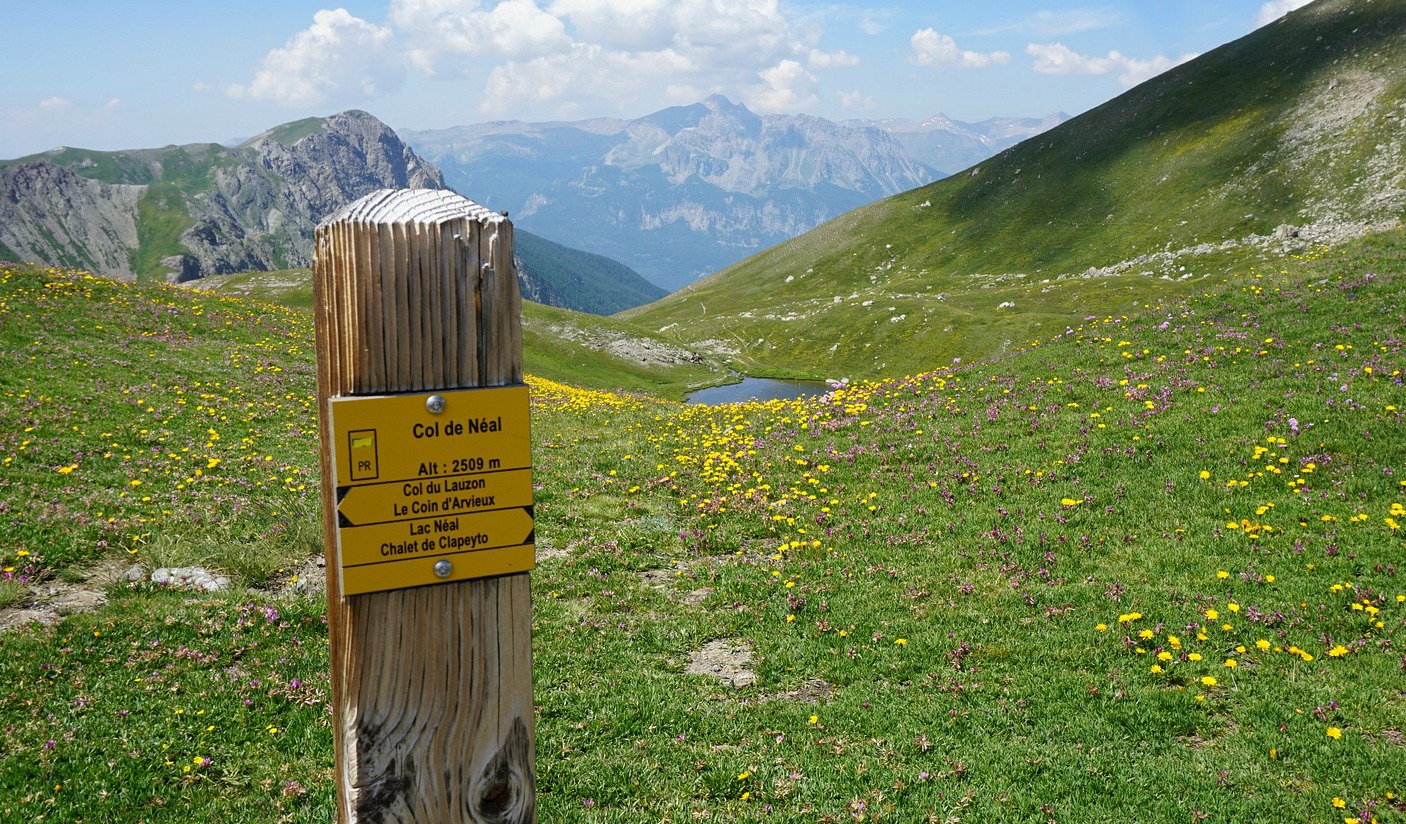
160, 110, 447, 281
245, 110, 445, 224
0, 111, 446, 282
0, 161, 144, 276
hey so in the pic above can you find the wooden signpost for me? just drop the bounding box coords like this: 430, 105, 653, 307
313, 189, 535, 823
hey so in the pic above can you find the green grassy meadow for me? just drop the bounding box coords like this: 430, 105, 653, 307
1, 230, 1404, 822
191, 268, 729, 400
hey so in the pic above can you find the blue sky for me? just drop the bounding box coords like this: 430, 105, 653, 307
1, 0, 1313, 158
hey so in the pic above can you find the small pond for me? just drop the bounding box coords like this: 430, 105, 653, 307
685, 377, 832, 405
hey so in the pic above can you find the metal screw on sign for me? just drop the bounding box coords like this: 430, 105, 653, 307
433, 559, 453, 578
426, 394, 446, 414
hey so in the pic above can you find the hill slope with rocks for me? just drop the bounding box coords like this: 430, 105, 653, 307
624, 0, 1406, 379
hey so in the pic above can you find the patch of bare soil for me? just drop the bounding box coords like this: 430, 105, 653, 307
1, 553, 336, 634
679, 587, 711, 606
686, 639, 756, 687
640, 568, 712, 606
0, 557, 133, 634
758, 677, 835, 705
1177, 716, 1239, 750
272, 555, 328, 599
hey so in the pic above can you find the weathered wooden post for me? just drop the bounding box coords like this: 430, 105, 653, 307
312, 189, 535, 823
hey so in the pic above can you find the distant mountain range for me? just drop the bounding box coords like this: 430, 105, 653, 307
404, 96, 1062, 291
0, 111, 663, 315
0, 97, 1064, 316
845, 113, 1070, 176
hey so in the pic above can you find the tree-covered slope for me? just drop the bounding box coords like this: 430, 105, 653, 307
515, 230, 665, 315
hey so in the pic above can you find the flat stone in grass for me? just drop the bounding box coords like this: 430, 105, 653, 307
768, 677, 834, 705
686, 639, 756, 687
150, 566, 229, 592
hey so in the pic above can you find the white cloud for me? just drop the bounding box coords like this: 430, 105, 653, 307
232, 0, 855, 115
390, 0, 571, 75
227, 8, 402, 106
39, 97, 71, 112
809, 48, 859, 69
748, 60, 819, 113
1256, 0, 1313, 26
1026, 42, 1113, 74
838, 89, 876, 111
975, 9, 1122, 38
550, 0, 798, 58
481, 45, 693, 114
1027, 42, 1197, 87
478, 0, 841, 116
909, 29, 1011, 69
857, 12, 885, 37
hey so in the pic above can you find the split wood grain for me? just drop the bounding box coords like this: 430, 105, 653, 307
313, 189, 534, 824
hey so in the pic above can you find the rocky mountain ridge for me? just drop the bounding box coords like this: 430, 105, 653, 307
0, 111, 443, 282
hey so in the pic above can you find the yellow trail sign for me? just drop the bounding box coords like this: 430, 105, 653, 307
314, 189, 536, 823
328, 385, 535, 595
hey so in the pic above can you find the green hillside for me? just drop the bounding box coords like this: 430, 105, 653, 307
624, 0, 1406, 380
249, 116, 327, 148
